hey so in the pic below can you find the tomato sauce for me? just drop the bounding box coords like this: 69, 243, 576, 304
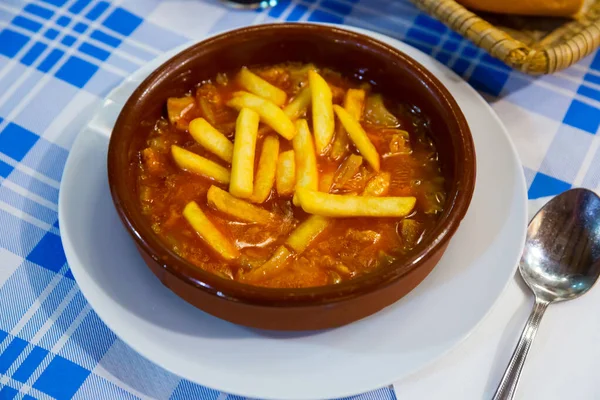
135, 63, 446, 288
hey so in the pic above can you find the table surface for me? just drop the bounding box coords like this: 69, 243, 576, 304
0, 0, 599, 399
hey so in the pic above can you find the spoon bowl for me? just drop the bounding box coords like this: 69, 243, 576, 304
494, 188, 600, 400
520, 188, 600, 302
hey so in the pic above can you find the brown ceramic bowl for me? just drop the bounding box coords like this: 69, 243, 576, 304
107, 23, 475, 331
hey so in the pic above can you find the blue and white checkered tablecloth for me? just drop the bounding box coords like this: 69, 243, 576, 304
0, 0, 599, 398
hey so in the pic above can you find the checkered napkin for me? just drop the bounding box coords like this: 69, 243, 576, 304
0, 0, 598, 399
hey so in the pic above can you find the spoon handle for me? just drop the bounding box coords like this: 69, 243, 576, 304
492, 298, 549, 400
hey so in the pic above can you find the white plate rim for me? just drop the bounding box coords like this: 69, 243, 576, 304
58, 24, 528, 400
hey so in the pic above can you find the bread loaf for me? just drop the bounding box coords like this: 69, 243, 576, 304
456, 0, 584, 17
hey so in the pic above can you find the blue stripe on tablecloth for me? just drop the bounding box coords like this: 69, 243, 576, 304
268, 0, 291, 18
12, 16, 44, 33
21, 42, 49, 66
73, 374, 141, 400
24, 4, 55, 20
20, 139, 69, 182
563, 99, 600, 134
13, 346, 50, 382
57, 311, 117, 370
78, 41, 110, 60
0, 68, 44, 116
18, 279, 74, 341
0, 160, 14, 178
85, 1, 110, 21
44, 28, 60, 40
93, 339, 183, 398
33, 355, 91, 399
56, 15, 72, 27
528, 172, 572, 199
69, 0, 93, 14
37, 291, 87, 350
73, 21, 88, 33
0, 186, 57, 225
0, 261, 55, 332
0, 212, 46, 258
61, 34, 77, 46
0, 336, 28, 374
89, 28, 121, 46
308, 9, 343, 23
0, 385, 18, 399
340, 387, 398, 400
101, 6, 141, 35
170, 380, 221, 400
6, 169, 59, 204
584, 72, 600, 85
38, 48, 64, 72
287, 3, 308, 21
55, 56, 99, 88
0, 29, 30, 57
41, 0, 69, 7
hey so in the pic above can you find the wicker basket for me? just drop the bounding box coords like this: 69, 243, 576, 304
411, 0, 600, 74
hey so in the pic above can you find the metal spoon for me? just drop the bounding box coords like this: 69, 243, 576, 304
493, 188, 600, 400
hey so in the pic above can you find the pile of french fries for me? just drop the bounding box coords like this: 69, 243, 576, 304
169, 66, 416, 282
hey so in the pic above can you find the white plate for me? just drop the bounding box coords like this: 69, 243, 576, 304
58, 25, 527, 400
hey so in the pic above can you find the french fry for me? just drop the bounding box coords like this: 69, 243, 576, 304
247, 210, 332, 283
227, 92, 295, 140
333, 105, 380, 172
237, 67, 287, 107
344, 89, 366, 118
276, 150, 296, 197
183, 201, 239, 261
243, 245, 292, 283
330, 89, 366, 160
188, 118, 234, 163
285, 215, 330, 253
171, 145, 230, 184
292, 119, 318, 205
309, 70, 335, 154
272, 167, 391, 267
229, 108, 259, 199
207, 186, 274, 225
363, 172, 391, 197
283, 86, 311, 120
296, 189, 416, 217
250, 135, 279, 203
167, 96, 195, 129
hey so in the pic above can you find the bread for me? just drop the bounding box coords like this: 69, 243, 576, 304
456, 0, 584, 17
